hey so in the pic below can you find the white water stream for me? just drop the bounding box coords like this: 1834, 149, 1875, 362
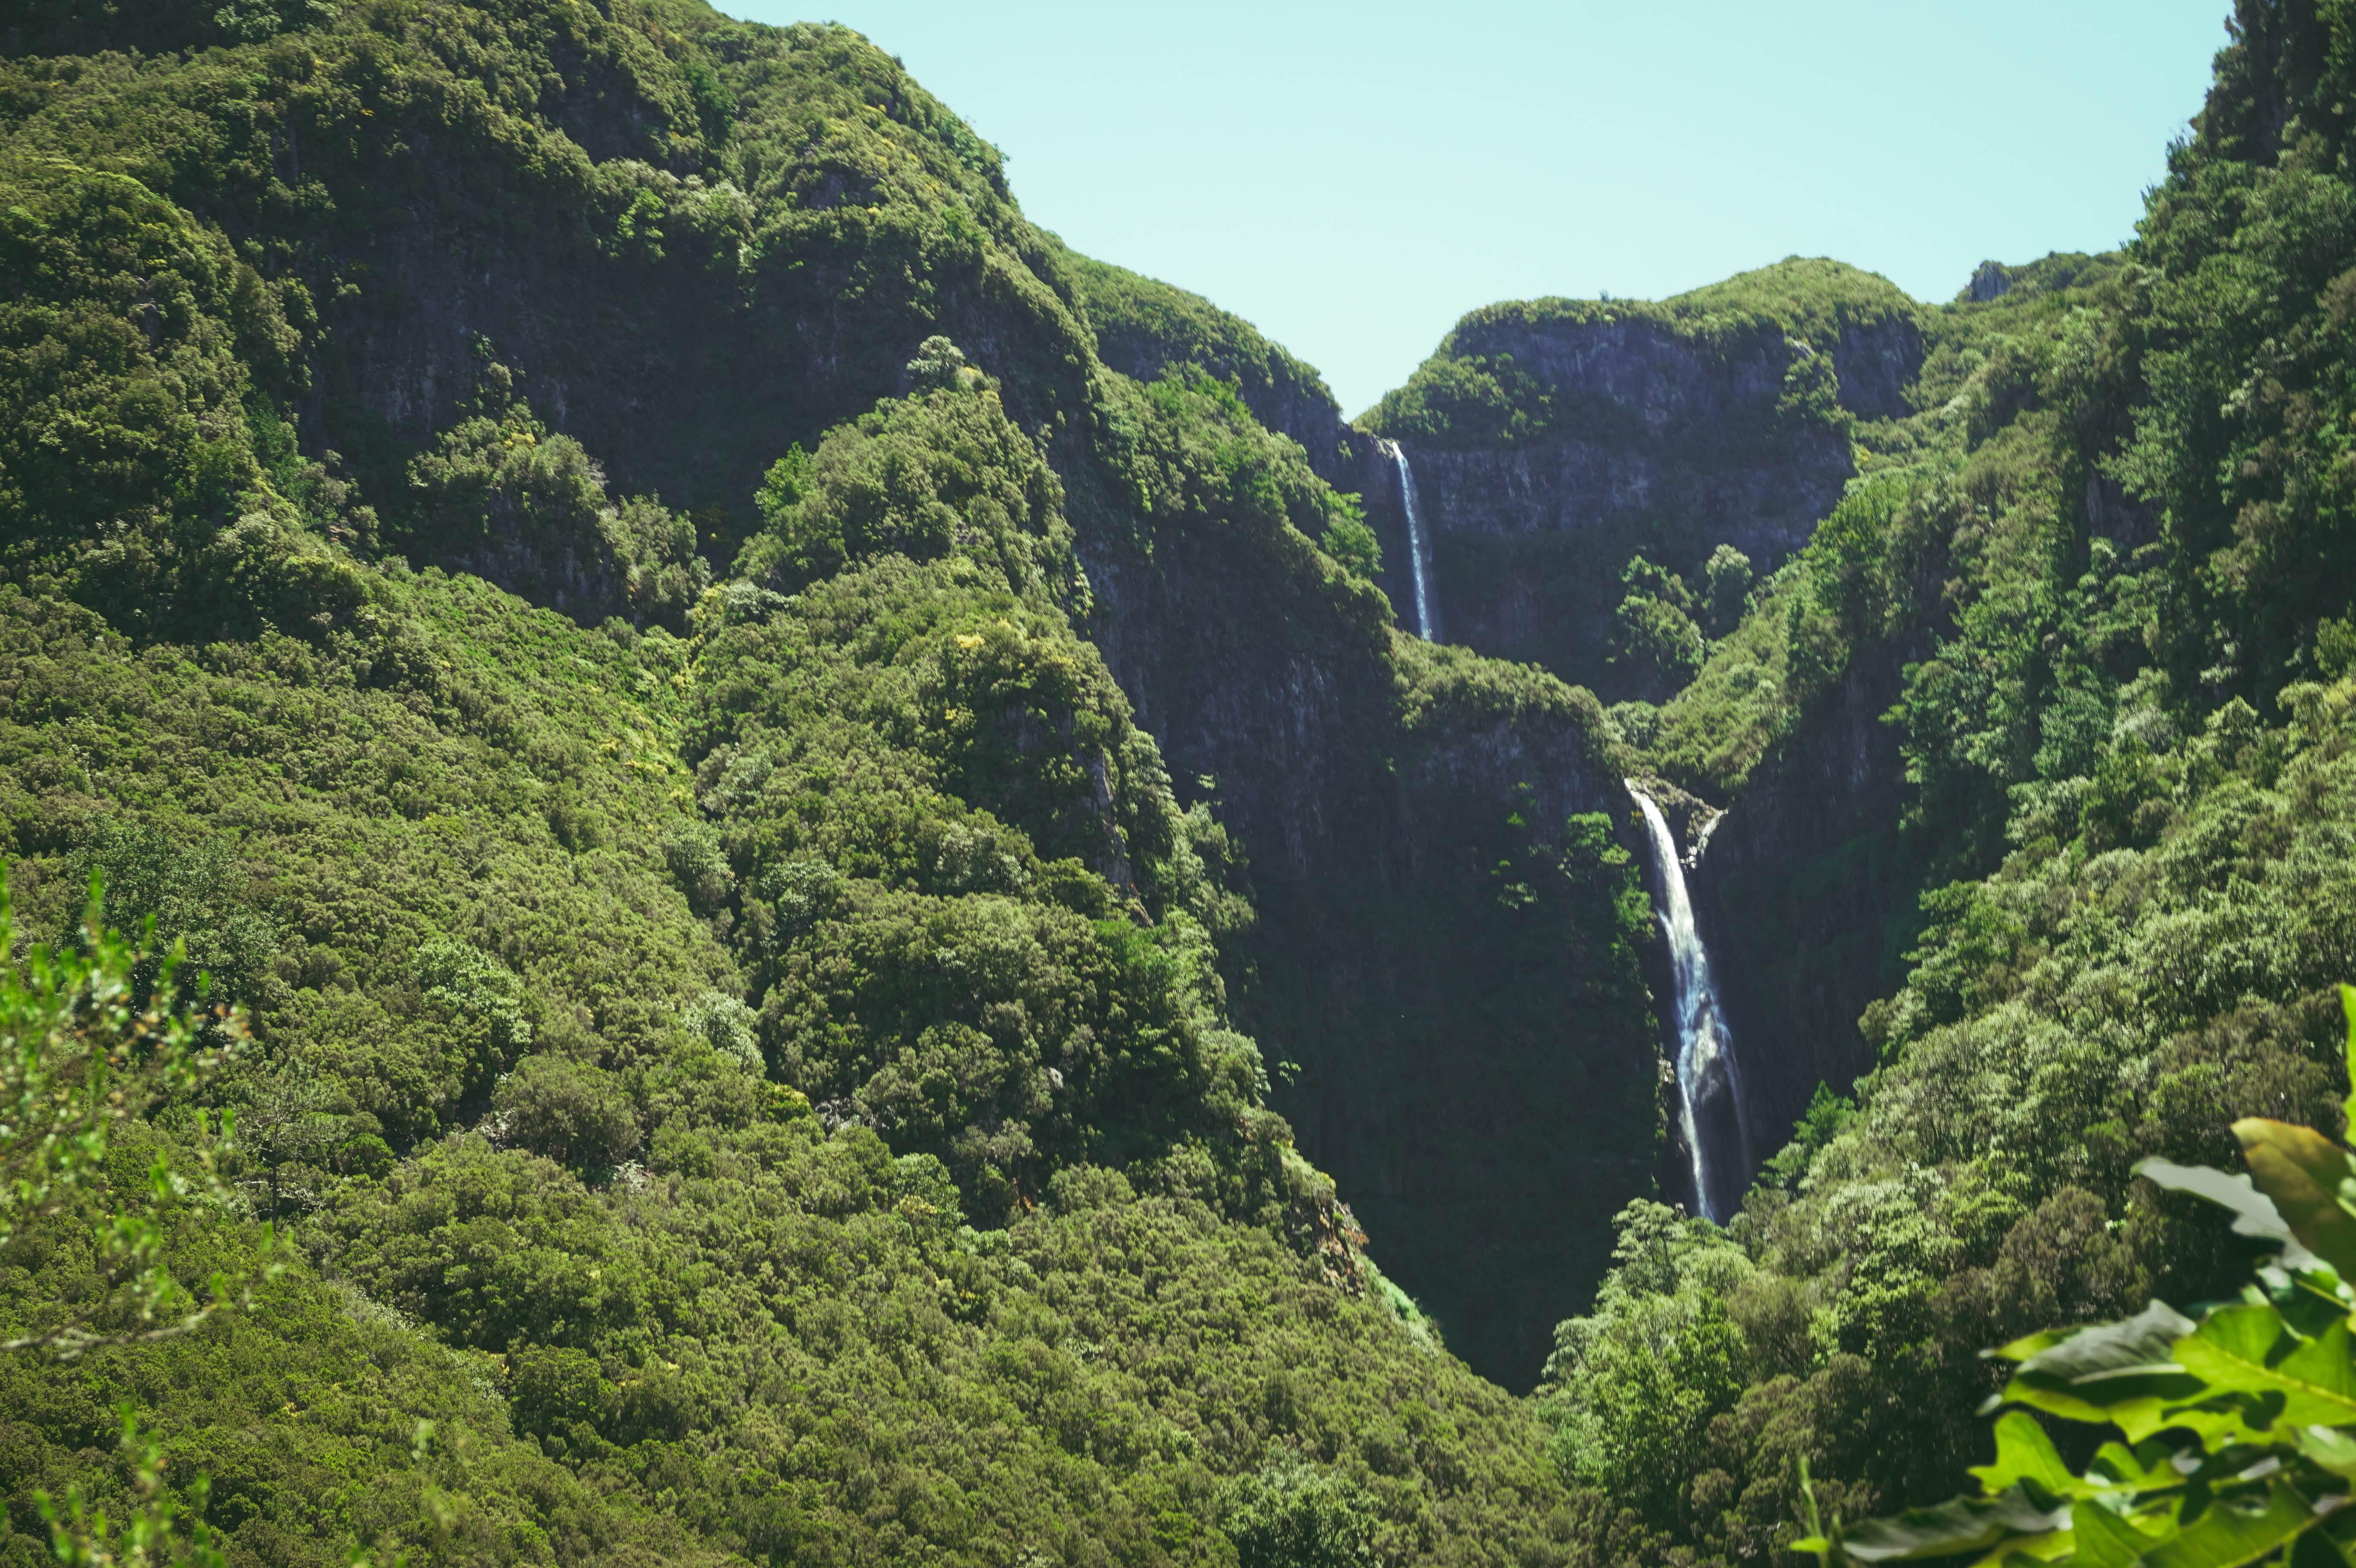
1627, 783, 1748, 1220
1384, 439, 1439, 642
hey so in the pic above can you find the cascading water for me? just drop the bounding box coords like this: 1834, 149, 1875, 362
1384, 439, 1440, 642
1627, 784, 1750, 1221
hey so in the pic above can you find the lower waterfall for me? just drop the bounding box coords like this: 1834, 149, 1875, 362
1384, 439, 1440, 642
1628, 783, 1750, 1221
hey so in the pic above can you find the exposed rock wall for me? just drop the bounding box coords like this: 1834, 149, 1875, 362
1375, 310, 1924, 698
1083, 502, 1658, 1384
1689, 648, 1920, 1154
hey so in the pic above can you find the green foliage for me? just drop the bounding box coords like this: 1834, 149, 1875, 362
738, 379, 1077, 599
0, 876, 250, 1357
1058, 244, 1348, 439
1609, 555, 1707, 699
0, 0, 1713, 1554
1218, 1452, 1381, 1568
60, 819, 279, 1016
1536, 1202, 1754, 1516
402, 395, 712, 630
1319, 493, 1383, 580
38, 1410, 229, 1568
905, 332, 976, 392
1754, 1083, 1856, 1194
416, 936, 534, 1056
1367, 351, 1555, 449
1368, 256, 1919, 452
492, 1056, 643, 1170
1806, 1046, 2356, 1567
1702, 544, 1755, 637
1546, 674, 2356, 1563
1530, 31, 2356, 1528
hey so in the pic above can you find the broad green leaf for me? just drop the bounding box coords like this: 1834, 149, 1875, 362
2174, 1306, 2356, 1428
1995, 1302, 2203, 1435
2140, 1157, 2321, 1271
1992, 1327, 2075, 1366
1970, 1531, 2072, 1565
2234, 1120, 2356, 1279
2091, 1440, 2182, 1491
2069, 1501, 2175, 1568
1971, 1413, 2090, 1499
1840, 1487, 2070, 1563
2144, 1477, 2322, 1568
2015, 1302, 2198, 1385
2307, 1513, 2356, 1567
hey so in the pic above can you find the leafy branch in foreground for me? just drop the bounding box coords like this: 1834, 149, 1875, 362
0, 872, 258, 1353
1799, 986, 2356, 1566
38, 1408, 228, 1568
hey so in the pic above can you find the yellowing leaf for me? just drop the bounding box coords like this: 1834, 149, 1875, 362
2138, 1156, 2318, 1270
2234, 1119, 2356, 1277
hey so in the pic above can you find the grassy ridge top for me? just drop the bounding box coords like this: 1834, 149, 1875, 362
1061, 243, 1343, 423
1445, 256, 1924, 357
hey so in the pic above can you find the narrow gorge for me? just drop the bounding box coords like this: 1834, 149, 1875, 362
3, 4, 2350, 1565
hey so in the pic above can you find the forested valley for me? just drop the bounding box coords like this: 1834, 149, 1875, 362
4, 0, 2356, 1564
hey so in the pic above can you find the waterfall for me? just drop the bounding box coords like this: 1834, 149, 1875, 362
1384, 439, 1440, 642
1627, 783, 1750, 1221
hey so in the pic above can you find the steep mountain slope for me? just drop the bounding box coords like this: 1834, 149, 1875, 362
0, 1, 1666, 1561
1522, 4, 2356, 1562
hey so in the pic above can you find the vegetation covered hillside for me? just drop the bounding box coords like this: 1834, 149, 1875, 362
0, 0, 1666, 1383
1525, 2, 2356, 1562
0, 0, 1666, 1563
19, 0, 2356, 1563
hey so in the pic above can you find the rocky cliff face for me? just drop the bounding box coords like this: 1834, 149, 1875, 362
1082, 490, 1659, 1387
1686, 651, 1919, 1156
1243, 656, 1657, 1388
1368, 285, 1925, 700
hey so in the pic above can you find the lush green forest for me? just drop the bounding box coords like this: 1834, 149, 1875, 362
0, 0, 1631, 1562
1520, 4, 2356, 1562
7, 0, 2356, 1564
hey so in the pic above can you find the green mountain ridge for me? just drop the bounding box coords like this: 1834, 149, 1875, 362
5, 0, 2356, 1565
0, 1, 1643, 1562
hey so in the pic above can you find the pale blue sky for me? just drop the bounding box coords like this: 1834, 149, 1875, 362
719, 1, 2233, 417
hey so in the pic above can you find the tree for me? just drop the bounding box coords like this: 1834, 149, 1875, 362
2, 874, 250, 1355
1219, 1453, 1379, 1568
493, 1055, 642, 1168
1702, 544, 1754, 637
1804, 988, 2356, 1567
3, 873, 256, 1565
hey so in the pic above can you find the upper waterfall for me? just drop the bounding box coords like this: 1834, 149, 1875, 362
1384, 439, 1440, 642
1627, 783, 1750, 1221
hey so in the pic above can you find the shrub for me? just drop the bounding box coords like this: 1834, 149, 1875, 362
493, 1056, 641, 1168
1219, 1453, 1380, 1568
